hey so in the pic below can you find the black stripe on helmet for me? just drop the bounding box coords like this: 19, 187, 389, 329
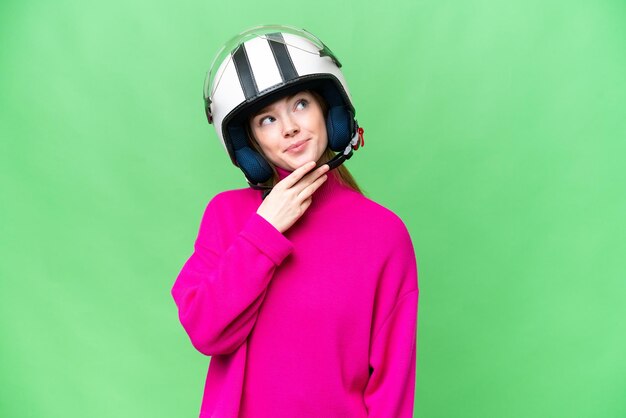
232, 44, 259, 100
266, 32, 298, 82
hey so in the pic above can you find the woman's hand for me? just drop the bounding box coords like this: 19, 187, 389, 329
256, 161, 330, 234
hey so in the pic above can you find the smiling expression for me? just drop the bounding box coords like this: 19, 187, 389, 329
248, 90, 328, 171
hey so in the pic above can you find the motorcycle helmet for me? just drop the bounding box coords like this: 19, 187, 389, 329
203, 24, 364, 190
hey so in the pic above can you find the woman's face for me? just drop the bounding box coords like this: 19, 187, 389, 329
249, 90, 328, 171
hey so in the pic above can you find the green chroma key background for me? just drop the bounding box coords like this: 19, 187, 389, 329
1, 0, 624, 417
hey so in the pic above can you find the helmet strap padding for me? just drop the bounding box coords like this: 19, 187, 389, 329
313, 80, 356, 151
228, 124, 274, 184
326, 106, 354, 151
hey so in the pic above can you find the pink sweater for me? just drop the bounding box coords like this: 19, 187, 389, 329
171, 166, 419, 418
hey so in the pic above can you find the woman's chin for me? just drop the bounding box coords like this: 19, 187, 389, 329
283, 152, 318, 170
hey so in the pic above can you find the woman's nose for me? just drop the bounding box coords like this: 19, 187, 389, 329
282, 116, 299, 137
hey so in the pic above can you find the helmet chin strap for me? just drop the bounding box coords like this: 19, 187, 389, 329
248, 127, 363, 200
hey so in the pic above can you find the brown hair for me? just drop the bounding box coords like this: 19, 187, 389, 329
245, 89, 366, 195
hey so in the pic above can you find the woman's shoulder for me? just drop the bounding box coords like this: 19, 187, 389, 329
205, 186, 260, 213
347, 192, 412, 238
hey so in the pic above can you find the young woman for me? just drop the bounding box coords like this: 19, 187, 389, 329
171, 25, 419, 418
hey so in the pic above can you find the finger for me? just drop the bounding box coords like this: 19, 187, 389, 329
295, 164, 330, 191
298, 174, 328, 201
280, 161, 317, 189
301, 195, 313, 210
296, 162, 329, 184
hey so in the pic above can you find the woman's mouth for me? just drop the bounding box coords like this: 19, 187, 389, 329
286, 139, 309, 153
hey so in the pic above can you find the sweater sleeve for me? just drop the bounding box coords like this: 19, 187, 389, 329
364, 222, 419, 418
171, 195, 294, 356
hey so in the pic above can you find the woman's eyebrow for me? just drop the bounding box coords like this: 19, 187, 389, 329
255, 93, 304, 116
255, 104, 275, 115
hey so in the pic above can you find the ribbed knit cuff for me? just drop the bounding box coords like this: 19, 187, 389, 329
239, 212, 294, 265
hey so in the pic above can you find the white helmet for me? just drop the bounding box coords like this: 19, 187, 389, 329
203, 24, 364, 188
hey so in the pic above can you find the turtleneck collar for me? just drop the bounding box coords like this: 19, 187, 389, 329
274, 164, 347, 211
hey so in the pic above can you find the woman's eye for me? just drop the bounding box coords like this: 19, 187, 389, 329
260, 116, 275, 126
295, 99, 308, 110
